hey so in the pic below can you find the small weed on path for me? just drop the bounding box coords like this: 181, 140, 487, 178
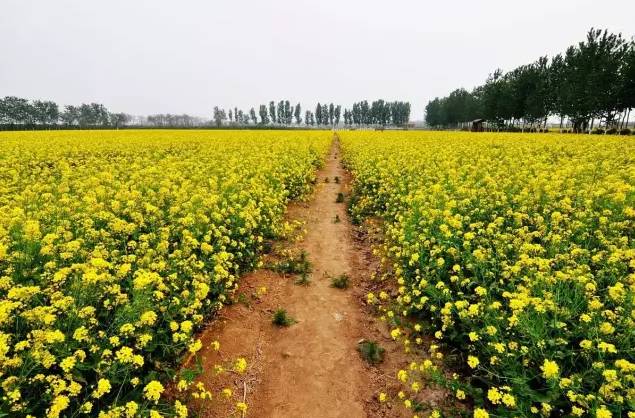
294, 271, 311, 286
268, 250, 312, 275
330, 274, 349, 289
334, 215, 341, 223
334, 176, 340, 184
336, 192, 345, 203
236, 293, 251, 307
357, 340, 385, 365
272, 308, 296, 327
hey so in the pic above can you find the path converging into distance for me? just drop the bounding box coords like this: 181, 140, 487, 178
190, 136, 409, 418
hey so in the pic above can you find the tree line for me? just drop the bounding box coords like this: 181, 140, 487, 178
343, 100, 410, 126
425, 28, 635, 133
145, 114, 207, 127
0, 96, 411, 129
0, 97, 131, 129
212, 99, 411, 128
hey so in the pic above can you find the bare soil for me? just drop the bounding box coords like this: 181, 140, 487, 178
186, 137, 432, 417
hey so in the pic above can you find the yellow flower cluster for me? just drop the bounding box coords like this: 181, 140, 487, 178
0, 130, 330, 416
342, 131, 635, 417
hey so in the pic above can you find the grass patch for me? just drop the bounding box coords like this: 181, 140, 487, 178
330, 274, 350, 289
358, 340, 385, 365
272, 308, 296, 327
268, 250, 311, 275
236, 293, 251, 307
294, 271, 311, 286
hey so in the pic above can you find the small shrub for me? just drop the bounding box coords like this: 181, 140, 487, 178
272, 308, 296, 327
619, 128, 631, 135
334, 214, 341, 223
358, 340, 385, 365
269, 250, 311, 275
236, 293, 250, 307
294, 271, 311, 286
334, 176, 340, 184
324, 177, 330, 183
330, 274, 349, 289
336, 192, 345, 203
606, 127, 618, 135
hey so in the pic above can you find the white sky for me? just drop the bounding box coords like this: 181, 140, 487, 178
1, 0, 634, 120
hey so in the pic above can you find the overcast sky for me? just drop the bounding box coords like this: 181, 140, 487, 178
1, 0, 634, 120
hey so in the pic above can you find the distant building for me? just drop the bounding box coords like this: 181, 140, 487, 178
471, 119, 485, 132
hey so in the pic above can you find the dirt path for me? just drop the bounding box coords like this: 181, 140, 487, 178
188, 137, 413, 417
248, 136, 368, 416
